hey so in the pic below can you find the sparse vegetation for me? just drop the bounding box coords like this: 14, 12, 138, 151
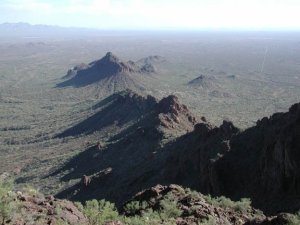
81, 199, 119, 225
0, 180, 299, 224
0, 181, 17, 224
286, 212, 300, 225
203, 194, 252, 213
159, 193, 182, 219
79, 194, 182, 225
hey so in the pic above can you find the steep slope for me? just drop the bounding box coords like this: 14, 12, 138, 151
57, 90, 157, 138
163, 102, 300, 214
53, 90, 300, 214
57, 52, 161, 91
57, 90, 196, 138
53, 92, 198, 204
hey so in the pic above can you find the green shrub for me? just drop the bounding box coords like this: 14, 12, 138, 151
233, 198, 251, 213
83, 199, 119, 225
74, 201, 84, 212
203, 195, 251, 213
159, 193, 182, 219
22, 184, 40, 196
0, 180, 17, 224
198, 215, 217, 225
124, 201, 148, 215
287, 212, 300, 225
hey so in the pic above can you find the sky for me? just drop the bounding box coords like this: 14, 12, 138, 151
1, 0, 300, 30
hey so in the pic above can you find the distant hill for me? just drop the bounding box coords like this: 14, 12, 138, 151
188, 74, 219, 89
187, 74, 233, 97
57, 52, 166, 92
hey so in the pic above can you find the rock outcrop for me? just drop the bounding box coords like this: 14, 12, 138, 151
122, 184, 291, 225
7, 193, 88, 225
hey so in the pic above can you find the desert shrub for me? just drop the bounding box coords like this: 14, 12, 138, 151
83, 199, 119, 225
185, 188, 201, 200
122, 193, 182, 225
54, 218, 69, 225
0, 180, 17, 224
198, 215, 217, 225
159, 193, 182, 220
233, 198, 251, 213
286, 211, 300, 225
74, 201, 84, 212
203, 195, 251, 213
124, 201, 149, 215
21, 184, 43, 198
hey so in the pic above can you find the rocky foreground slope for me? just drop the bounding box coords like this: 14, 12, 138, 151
1, 181, 298, 225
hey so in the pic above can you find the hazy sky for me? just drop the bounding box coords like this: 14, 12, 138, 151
1, 0, 300, 30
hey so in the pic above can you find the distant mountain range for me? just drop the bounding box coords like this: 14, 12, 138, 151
0, 22, 126, 39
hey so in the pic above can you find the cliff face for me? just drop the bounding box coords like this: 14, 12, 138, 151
257, 103, 300, 196
164, 102, 300, 214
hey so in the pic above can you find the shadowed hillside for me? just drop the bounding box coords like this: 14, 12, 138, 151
163, 102, 300, 214
52, 92, 198, 204
52, 91, 300, 214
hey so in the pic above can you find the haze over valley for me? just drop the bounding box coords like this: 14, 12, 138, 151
1, 1, 300, 224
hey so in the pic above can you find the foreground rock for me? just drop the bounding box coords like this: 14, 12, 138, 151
3, 193, 88, 225
122, 184, 292, 225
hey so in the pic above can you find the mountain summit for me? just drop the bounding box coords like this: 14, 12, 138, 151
93, 52, 137, 75
57, 52, 163, 93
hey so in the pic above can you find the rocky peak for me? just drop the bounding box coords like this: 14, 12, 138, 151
219, 120, 240, 134
194, 122, 214, 137
116, 90, 158, 109
157, 95, 186, 115
103, 51, 119, 62
155, 95, 197, 131
289, 102, 300, 114
94, 52, 137, 74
